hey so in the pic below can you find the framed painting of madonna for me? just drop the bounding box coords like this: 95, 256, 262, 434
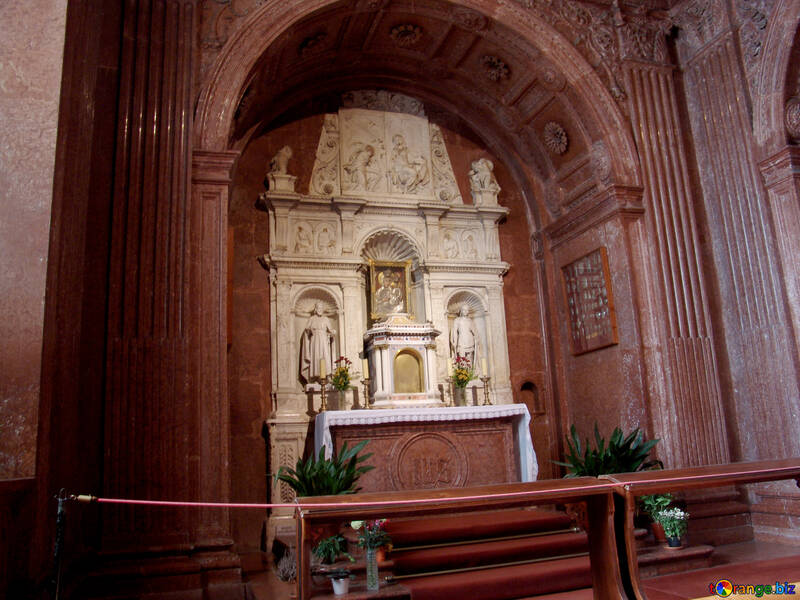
369, 260, 412, 322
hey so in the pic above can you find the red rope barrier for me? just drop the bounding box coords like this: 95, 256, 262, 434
71, 481, 619, 510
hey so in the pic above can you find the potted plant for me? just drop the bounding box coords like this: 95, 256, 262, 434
313, 534, 355, 596
638, 493, 673, 542
655, 507, 689, 548
554, 423, 662, 477
274, 439, 374, 497
553, 423, 662, 529
351, 519, 392, 592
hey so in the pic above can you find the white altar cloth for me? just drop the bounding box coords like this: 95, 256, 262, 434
314, 404, 538, 482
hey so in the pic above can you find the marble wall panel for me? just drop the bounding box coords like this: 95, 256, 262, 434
0, 0, 67, 479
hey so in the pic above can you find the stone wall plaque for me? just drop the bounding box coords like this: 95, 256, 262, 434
561, 247, 618, 355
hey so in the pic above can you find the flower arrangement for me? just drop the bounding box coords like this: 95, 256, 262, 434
452, 356, 474, 388
331, 356, 352, 391
655, 507, 689, 539
350, 519, 392, 549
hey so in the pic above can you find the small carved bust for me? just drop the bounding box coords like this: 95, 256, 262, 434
268, 145, 293, 174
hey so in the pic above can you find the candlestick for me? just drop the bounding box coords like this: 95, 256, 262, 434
479, 374, 492, 406
362, 358, 369, 376
361, 376, 371, 409
319, 374, 329, 412
319, 359, 326, 379
447, 359, 453, 377
481, 358, 488, 375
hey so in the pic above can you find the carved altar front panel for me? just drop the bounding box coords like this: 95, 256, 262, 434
332, 420, 518, 492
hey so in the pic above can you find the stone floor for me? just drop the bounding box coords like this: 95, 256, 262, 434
244, 540, 800, 600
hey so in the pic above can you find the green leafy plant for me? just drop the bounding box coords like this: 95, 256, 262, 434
655, 507, 689, 538
274, 440, 374, 496
639, 493, 673, 519
313, 534, 354, 565
554, 423, 662, 477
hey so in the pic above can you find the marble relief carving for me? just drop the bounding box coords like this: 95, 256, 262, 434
342, 89, 425, 116
430, 124, 462, 203
310, 114, 340, 196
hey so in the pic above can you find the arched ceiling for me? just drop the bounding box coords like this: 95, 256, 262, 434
197, 0, 647, 218
232, 0, 595, 183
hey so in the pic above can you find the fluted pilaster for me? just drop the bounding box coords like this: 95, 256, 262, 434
624, 61, 729, 467
679, 32, 800, 460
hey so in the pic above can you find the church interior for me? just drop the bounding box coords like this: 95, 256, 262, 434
1, 0, 800, 598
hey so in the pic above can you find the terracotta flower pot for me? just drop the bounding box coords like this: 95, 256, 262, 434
650, 521, 667, 543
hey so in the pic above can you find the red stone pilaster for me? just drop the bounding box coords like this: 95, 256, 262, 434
678, 29, 800, 461
91, 0, 243, 595
623, 59, 730, 468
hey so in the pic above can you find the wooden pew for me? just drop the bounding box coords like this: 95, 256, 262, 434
604, 458, 800, 600
296, 478, 627, 600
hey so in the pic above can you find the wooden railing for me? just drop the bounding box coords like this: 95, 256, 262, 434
294, 458, 800, 600
603, 458, 800, 600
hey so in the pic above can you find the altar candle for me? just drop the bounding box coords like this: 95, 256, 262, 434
362, 358, 369, 376
319, 359, 326, 378
481, 358, 488, 375
447, 359, 453, 377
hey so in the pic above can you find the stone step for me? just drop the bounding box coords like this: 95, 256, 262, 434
638, 543, 715, 578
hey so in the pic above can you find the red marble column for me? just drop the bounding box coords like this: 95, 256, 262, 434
623, 60, 730, 468
678, 31, 800, 462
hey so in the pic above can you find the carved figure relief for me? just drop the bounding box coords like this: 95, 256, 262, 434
316, 224, 337, 255
785, 96, 800, 142
343, 143, 380, 192
389, 133, 430, 194
442, 230, 459, 258
342, 90, 425, 116
461, 231, 479, 259
294, 223, 313, 254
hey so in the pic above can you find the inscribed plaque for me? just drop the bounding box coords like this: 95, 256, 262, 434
561, 247, 618, 355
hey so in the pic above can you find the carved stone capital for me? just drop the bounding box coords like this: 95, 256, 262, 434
543, 184, 644, 248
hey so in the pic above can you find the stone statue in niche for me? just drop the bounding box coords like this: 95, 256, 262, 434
468, 158, 500, 206
343, 143, 379, 191
389, 133, 429, 194
265, 145, 297, 192
299, 301, 335, 384
450, 304, 479, 367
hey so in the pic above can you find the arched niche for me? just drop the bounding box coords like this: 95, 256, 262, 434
394, 349, 424, 394
292, 286, 341, 388
446, 290, 489, 378
360, 228, 425, 322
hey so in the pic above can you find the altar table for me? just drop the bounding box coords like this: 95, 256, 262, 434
314, 404, 537, 493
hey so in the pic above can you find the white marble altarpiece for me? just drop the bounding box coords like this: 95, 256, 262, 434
257, 91, 513, 544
